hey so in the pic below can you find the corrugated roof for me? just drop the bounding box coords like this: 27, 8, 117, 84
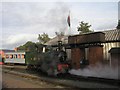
45, 36, 68, 45
45, 29, 120, 46
109, 47, 120, 53
0, 49, 15, 53
103, 29, 120, 42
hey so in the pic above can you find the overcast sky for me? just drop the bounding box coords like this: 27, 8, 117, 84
0, 0, 119, 49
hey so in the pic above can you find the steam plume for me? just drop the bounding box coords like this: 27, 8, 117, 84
69, 63, 119, 79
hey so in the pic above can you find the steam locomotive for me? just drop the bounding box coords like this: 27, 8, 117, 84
26, 41, 70, 76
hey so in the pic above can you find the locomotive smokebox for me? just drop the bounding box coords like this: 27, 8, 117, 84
58, 41, 62, 51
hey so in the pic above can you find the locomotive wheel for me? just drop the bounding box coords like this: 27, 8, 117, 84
27, 64, 33, 70
26, 64, 31, 70
54, 69, 59, 76
47, 68, 58, 76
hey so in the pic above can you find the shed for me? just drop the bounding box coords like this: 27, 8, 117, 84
109, 47, 120, 68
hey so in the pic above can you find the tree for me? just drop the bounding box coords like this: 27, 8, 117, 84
38, 33, 50, 44
55, 31, 64, 37
55, 31, 65, 41
116, 20, 120, 29
77, 21, 93, 34
18, 41, 44, 52
18, 41, 37, 51
19, 41, 36, 51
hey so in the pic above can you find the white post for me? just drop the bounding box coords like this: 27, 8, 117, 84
42, 47, 46, 53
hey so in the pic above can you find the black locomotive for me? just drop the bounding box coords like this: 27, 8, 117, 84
26, 41, 70, 76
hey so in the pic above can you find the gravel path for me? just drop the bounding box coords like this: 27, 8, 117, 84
2, 65, 119, 89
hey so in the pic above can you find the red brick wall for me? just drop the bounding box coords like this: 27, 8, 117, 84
71, 46, 103, 69
71, 48, 80, 69
89, 46, 103, 67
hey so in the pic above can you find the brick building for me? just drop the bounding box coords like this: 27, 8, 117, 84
68, 29, 120, 69
45, 29, 120, 69
68, 32, 105, 69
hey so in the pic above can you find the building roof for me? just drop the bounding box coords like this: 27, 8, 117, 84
109, 47, 120, 54
45, 29, 120, 46
103, 29, 120, 42
0, 49, 15, 53
45, 35, 68, 46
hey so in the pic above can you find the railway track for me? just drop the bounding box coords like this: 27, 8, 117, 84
59, 74, 119, 86
29, 69, 119, 87
2, 65, 119, 88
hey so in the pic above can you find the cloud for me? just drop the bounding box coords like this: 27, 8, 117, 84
2, 2, 70, 34
69, 2, 118, 32
95, 21, 117, 30
2, 34, 38, 49
1, 2, 118, 49
2, 2, 51, 28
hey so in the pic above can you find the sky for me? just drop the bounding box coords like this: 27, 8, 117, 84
0, 0, 119, 49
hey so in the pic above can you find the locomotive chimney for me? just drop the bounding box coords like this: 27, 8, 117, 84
58, 41, 62, 51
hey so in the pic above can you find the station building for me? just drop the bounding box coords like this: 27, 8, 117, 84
68, 29, 120, 69
45, 29, 120, 69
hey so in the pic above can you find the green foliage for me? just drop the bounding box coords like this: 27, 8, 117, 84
18, 41, 43, 52
18, 41, 35, 51
77, 21, 93, 34
116, 20, 120, 29
18, 45, 26, 51
38, 33, 50, 44
18, 33, 49, 52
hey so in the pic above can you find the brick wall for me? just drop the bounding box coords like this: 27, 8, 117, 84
89, 46, 103, 67
71, 46, 104, 69
71, 48, 80, 69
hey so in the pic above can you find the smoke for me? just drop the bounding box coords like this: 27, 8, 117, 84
40, 51, 60, 75
69, 63, 119, 79
40, 60, 59, 76
46, 2, 69, 35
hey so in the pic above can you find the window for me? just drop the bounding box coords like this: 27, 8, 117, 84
18, 54, 21, 58
21, 54, 25, 59
10, 54, 13, 59
6, 54, 9, 59
14, 54, 17, 58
